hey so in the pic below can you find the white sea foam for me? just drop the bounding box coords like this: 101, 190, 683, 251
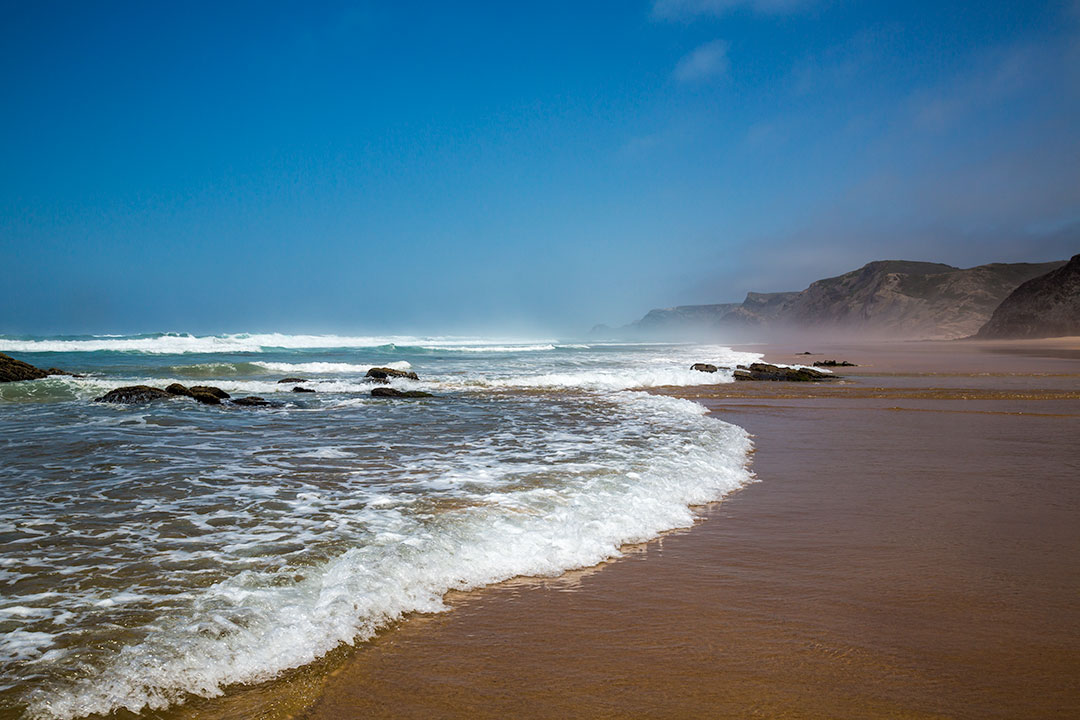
0, 334, 560, 354
294, 447, 353, 459
419, 344, 558, 353
479, 366, 737, 391
0, 631, 55, 663
20, 391, 753, 720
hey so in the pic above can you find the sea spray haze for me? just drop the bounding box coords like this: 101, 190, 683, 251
0, 335, 758, 719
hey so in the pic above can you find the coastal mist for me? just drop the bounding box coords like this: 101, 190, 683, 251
0, 334, 759, 720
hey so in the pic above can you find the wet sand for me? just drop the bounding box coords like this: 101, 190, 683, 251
202, 340, 1080, 720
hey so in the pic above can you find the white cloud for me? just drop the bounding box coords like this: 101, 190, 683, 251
653, 0, 815, 20
674, 40, 730, 83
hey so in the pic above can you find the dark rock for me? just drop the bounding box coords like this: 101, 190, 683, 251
94, 385, 172, 404
232, 396, 271, 407
366, 367, 420, 381
798, 351, 814, 355
165, 383, 194, 397
190, 391, 221, 405
691, 363, 718, 373
813, 360, 856, 367
371, 387, 433, 398
733, 363, 836, 382
976, 254, 1080, 339
0, 352, 50, 382
189, 385, 230, 400
45, 368, 82, 377
277, 377, 307, 384
292, 386, 316, 393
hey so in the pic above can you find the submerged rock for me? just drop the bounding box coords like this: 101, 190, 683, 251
94, 385, 172, 404
691, 363, 718, 373
371, 387, 433, 398
277, 377, 306, 384
733, 363, 836, 382
94, 382, 266, 407
366, 367, 420, 381
164, 382, 221, 404
813, 360, 856, 367
190, 391, 222, 405
0, 352, 50, 382
189, 385, 230, 400
232, 396, 271, 407
165, 383, 194, 397
292, 386, 316, 393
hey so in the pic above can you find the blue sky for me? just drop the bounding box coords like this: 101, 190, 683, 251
2, 0, 1078, 335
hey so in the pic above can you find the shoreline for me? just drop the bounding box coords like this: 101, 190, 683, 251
61, 337, 1079, 720
286, 338, 1080, 719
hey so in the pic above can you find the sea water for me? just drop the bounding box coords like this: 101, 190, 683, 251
0, 333, 759, 719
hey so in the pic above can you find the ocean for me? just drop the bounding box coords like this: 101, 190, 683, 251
0, 333, 760, 719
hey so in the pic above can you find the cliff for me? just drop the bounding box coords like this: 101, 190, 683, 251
781, 260, 1064, 339
975, 255, 1080, 339
602, 259, 1067, 341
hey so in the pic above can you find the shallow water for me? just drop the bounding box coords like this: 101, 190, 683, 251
0, 334, 759, 719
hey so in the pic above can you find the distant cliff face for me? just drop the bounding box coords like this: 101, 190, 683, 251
782, 260, 1065, 339
634, 303, 743, 334
976, 255, 1080, 339
604, 259, 1067, 341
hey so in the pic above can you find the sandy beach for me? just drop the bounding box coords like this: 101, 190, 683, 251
8, 4, 1080, 718
271, 339, 1080, 719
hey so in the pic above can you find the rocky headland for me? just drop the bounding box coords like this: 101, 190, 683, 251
595, 258, 1068, 341
975, 254, 1080, 339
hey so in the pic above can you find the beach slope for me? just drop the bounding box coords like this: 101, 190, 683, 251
299, 339, 1080, 719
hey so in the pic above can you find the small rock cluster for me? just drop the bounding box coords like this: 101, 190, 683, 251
94, 383, 272, 407
691, 359, 842, 381
734, 363, 836, 382
89, 370, 435, 405
366, 367, 420, 381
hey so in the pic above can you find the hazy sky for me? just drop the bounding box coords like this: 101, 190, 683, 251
2, 0, 1078, 335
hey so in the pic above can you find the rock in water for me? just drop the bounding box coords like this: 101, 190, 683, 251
371, 387, 433, 398
976, 254, 1080, 339
277, 377, 306, 384
232, 396, 271, 406
733, 363, 835, 382
0, 352, 50, 382
189, 385, 230, 399
165, 383, 194, 397
190, 391, 221, 405
292, 386, 316, 393
691, 363, 718, 373
813, 360, 856, 367
94, 386, 172, 404
366, 367, 420, 381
